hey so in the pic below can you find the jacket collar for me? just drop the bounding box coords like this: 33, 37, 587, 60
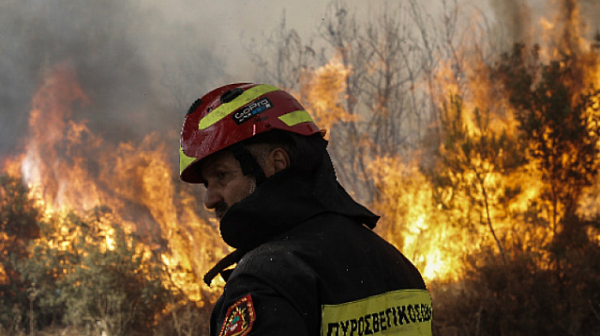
204, 148, 379, 285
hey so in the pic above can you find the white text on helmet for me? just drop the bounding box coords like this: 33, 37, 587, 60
232, 98, 273, 125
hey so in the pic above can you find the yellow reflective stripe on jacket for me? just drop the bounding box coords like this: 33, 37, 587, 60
198, 85, 279, 130
321, 289, 432, 336
278, 110, 314, 126
179, 146, 197, 174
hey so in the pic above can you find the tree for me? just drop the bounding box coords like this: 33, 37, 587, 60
430, 96, 525, 262
0, 174, 39, 331
494, 43, 600, 247
251, 0, 452, 205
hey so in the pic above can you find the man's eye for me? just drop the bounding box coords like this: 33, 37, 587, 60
216, 171, 227, 180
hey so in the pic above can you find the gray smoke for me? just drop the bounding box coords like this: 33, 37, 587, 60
0, 0, 357, 162
578, 0, 600, 36
488, 0, 532, 46
0, 0, 225, 159
488, 0, 600, 49
3, 0, 597, 161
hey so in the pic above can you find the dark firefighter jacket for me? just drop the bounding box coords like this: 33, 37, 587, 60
206, 136, 432, 336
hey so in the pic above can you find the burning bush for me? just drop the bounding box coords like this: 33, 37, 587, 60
19, 207, 173, 336
0, 174, 40, 332
0, 60, 226, 334
430, 40, 600, 336
0, 174, 212, 336
432, 236, 600, 336
0, 177, 176, 335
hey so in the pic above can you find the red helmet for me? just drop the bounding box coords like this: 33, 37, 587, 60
180, 83, 321, 183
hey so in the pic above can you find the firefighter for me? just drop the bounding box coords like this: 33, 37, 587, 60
179, 83, 432, 336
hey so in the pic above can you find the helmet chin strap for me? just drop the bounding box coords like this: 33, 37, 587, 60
230, 142, 267, 186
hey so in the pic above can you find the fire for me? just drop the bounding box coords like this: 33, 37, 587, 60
297, 0, 600, 283
1, 63, 228, 304
368, 156, 462, 280
297, 56, 463, 280
3, 1, 600, 312
300, 55, 357, 137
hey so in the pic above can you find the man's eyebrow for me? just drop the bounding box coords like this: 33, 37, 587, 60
206, 161, 235, 176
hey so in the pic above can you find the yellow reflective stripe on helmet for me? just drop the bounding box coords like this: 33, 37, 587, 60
322, 289, 432, 336
278, 110, 314, 126
179, 146, 197, 175
198, 85, 280, 130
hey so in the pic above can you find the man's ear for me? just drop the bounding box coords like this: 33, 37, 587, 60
270, 147, 290, 173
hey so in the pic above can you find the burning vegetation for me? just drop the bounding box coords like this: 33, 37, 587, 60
0, 64, 228, 335
1, 0, 600, 335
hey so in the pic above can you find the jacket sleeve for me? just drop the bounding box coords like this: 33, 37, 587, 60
211, 272, 310, 336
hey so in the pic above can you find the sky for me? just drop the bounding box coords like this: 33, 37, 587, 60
1, 0, 599, 162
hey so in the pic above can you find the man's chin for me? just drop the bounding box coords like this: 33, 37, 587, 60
215, 209, 228, 221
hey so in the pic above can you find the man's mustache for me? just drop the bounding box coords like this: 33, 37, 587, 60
215, 202, 229, 220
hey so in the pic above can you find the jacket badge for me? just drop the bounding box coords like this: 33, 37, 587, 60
219, 294, 256, 336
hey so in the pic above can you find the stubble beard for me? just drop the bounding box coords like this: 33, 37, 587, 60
215, 178, 257, 221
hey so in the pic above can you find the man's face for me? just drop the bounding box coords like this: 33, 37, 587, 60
199, 150, 256, 221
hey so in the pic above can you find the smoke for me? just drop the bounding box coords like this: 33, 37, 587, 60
488, 0, 533, 45
580, 0, 600, 34
0, 0, 362, 163
3, 0, 598, 160
487, 0, 600, 48
0, 0, 224, 159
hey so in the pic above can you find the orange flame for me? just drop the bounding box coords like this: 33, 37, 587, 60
2, 63, 228, 303
300, 56, 357, 135
4, 0, 600, 300
297, 0, 600, 283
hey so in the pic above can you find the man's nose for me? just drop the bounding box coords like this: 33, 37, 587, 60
204, 185, 222, 210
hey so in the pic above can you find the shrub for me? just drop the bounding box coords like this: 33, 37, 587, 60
20, 208, 175, 336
